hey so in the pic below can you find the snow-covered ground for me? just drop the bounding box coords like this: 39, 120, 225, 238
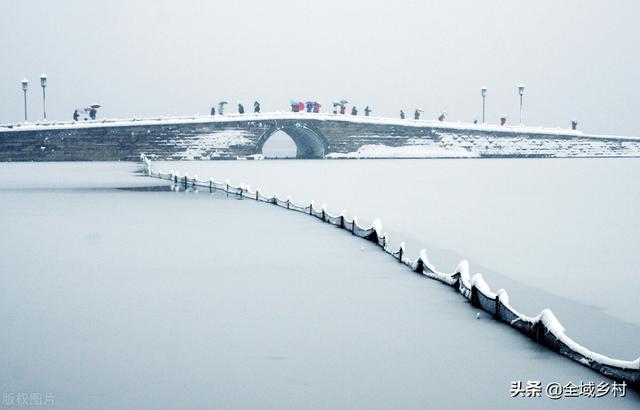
0, 162, 637, 408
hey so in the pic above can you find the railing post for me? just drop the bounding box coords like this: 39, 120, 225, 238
255, 190, 259, 201
321, 209, 325, 221
351, 220, 355, 234
183, 176, 187, 189
398, 247, 403, 263
340, 215, 344, 228
209, 180, 212, 193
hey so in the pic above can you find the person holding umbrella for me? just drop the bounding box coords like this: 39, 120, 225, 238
339, 100, 348, 115
89, 104, 100, 120
414, 109, 422, 120
218, 101, 228, 115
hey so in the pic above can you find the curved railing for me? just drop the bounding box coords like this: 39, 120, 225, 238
140, 153, 639, 389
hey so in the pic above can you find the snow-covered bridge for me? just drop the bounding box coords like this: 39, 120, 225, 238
1, 112, 639, 161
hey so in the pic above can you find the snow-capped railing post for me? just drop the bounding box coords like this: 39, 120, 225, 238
209, 180, 213, 193
183, 175, 187, 189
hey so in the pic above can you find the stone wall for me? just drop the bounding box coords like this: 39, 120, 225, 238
1, 114, 639, 161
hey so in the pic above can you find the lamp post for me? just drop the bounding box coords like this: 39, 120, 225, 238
40, 74, 48, 120
21, 79, 29, 122
481, 86, 487, 123
518, 83, 525, 125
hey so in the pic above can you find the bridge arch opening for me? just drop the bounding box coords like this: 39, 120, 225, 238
258, 126, 327, 159
261, 130, 297, 158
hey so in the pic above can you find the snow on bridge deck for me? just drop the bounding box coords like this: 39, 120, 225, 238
1, 112, 639, 161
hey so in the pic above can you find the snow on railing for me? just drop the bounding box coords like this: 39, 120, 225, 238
140, 153, 639, 388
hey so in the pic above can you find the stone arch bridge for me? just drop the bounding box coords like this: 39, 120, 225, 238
1, 113, 639, 161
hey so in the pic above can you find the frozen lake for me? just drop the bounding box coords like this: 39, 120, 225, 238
0, 161, 637, 409
157, 158, 640, 361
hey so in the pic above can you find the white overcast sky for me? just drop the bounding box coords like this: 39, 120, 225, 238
1, 0, 639, 136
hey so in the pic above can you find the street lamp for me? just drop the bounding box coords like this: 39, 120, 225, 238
518, 83, 525, 125
40, 74, 48, 120
21, 79, 29, 121
480, 86, 487, 123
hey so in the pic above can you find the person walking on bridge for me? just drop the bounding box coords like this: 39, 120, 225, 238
351, 106, 358, 116
400, 110, 405, 119
414, 109, 421, 120
73, 109, 79, 121
218, 101, 227, 115
254, 101, 261, 113
210, 106, 215, 116
238, 103, 245, 114
364, 106, 371, 116
313, 101, 321, 113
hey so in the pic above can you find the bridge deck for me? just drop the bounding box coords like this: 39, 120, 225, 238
1, 113, 639, 161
